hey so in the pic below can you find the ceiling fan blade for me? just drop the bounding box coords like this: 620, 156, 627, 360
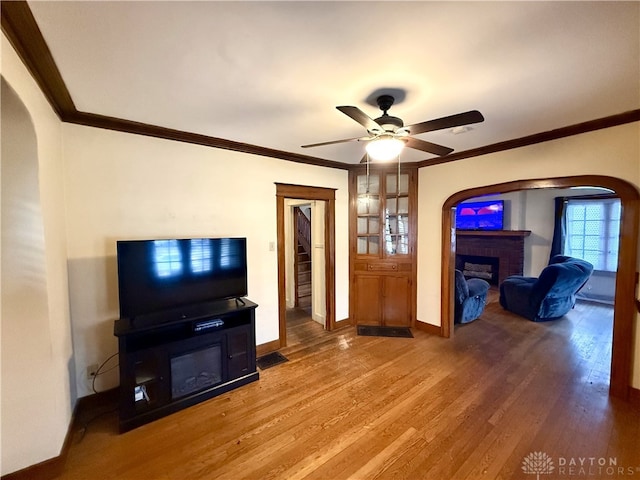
301, 136, 366, 148
405, 137, 454, 156
405, 110, 484, 135
337, 106, 383, 132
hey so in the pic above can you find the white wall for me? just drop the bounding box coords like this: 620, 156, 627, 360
62, 124, 349, 398
1, 36, 73, 475
417, 122, 640, 387
311, 201, 327, 324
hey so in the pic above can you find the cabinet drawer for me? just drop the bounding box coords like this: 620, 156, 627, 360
354, 262, 399, 272
367, 263, 398, 271
354, 262, 412, 273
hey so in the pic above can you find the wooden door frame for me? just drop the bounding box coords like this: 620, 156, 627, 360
276, 183, 336, 348
441, 175, 639, 399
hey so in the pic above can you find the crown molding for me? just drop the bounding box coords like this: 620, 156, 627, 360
1, 0, 75, 118
3, 1, 638, 172
1, 1, 349, 171
417, 109, 640, 168
65, 111, 350, 169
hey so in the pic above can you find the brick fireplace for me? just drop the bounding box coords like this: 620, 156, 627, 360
455, 230, 531, 285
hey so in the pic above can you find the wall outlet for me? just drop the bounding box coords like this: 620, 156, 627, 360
86, 363, 99, 380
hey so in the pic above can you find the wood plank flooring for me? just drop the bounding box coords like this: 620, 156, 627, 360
61, 297, 639, 480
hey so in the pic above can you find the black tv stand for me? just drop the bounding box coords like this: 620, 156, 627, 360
114, 298, 259, 432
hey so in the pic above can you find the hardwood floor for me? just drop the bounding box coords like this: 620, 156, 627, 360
60, 298, 639, 480
286, 307, 324, 348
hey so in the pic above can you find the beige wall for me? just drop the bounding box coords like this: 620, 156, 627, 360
416, 122, 640, 387
1, 36, 73, 475
62, 124, 350, 398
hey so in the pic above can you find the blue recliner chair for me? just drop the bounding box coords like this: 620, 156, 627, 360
454, 269, 491, 324
499, 255, 593, 322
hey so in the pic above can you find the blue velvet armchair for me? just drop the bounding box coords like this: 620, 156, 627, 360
499, 255, 593, 322
454, 269, 491, 324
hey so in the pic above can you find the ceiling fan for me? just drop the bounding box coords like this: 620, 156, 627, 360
301, 95, 484, 161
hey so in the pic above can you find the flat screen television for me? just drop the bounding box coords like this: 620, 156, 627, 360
117, 237, 247, 319
455, 200, 504, 231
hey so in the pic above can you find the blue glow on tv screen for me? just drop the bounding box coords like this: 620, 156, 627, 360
455, 200, 504, 231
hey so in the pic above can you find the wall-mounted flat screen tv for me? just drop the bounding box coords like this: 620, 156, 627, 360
455, 200, 504, 231
117, 237, 247, 319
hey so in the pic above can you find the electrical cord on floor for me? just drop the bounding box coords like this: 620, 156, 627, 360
92, 352, 119, 394
74, 352, 121, 443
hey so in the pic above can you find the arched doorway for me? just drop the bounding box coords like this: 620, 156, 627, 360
441, 176, 639, 399
1, 77, 57, 473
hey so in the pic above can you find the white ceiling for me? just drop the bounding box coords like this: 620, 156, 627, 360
27, 1, 639, 165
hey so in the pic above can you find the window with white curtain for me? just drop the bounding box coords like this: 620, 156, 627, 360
564, 198, 621, 272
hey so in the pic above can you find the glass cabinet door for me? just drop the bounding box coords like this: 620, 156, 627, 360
356, 173, 380, 255
354, 171, 412, 257
384, 173, 410, 255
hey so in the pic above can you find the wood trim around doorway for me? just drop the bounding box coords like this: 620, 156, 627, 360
441, 175, 639, 400
276, 183, 337, 348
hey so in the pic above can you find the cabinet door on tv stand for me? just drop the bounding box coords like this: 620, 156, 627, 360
120, 348, 171, 418
226, 326, 253, 380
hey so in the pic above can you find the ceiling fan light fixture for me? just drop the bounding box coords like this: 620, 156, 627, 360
303, 96, 483, 160
365, 137, 404, 161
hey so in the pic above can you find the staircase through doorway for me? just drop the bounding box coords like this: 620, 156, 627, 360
294, 206, 312, 312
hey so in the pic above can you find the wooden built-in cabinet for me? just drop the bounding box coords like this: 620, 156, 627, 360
349, 166, 417, 327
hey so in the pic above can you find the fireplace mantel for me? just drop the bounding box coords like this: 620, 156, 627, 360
455, 230, 531, 285
456, 230, 531, 238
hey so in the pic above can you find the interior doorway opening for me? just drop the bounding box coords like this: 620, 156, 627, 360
276, 184, 336, 348
292, 205, 313, 312
284, 201, 327, 347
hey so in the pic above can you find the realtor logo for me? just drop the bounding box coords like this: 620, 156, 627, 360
522, 451, 555, 480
